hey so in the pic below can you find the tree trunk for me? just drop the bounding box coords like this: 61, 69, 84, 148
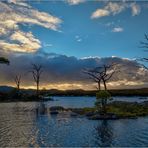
37, 82, 39, 98
17, 84, 20, 91
98, 81, 101, 90
102, 79, 107, 114
103, 79, 107, 90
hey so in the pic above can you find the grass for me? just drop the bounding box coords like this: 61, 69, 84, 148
71, 101, 148, 118
107, 101, 148, 117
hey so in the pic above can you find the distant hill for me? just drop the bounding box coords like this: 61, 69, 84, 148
0, 86, 148, 96
0, 86, 14, 93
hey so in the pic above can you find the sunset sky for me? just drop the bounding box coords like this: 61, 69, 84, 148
0, 0, 148, 90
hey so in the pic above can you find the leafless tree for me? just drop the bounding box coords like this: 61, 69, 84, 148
138, 34, 148, 69
140, 34, 148, 49
83, 68, 103, 90
30, 64, 43, 97
14, 74, 21, 91
83, 63, 117, 90
100, 64, 117, 90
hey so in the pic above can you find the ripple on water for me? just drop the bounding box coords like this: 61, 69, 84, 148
0, 101, 148, 147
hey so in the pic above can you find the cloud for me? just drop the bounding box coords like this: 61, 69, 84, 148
91, 2, 126, 19
8, 0, 31, 7
0, 1, 62, 53
75, 35, 82, 42
105, 2, 126, 15
112, 27, 123, 32
0, 31, 41, 53
43, 43, 53, 48
66, 0, 85, 5
131, 3, 141, 16
91, 9, 110, 19
91, 2, 141, 19
0, 53, 147, 90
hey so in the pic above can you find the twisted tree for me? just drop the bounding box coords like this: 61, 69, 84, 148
99, 64, 116, 90
83, 63, 117, 90
83, 63, 117, 114
83, 68, 102, 90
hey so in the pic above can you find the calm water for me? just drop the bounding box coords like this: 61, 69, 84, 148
48, 96, 148, 108
0, 96, 148, 147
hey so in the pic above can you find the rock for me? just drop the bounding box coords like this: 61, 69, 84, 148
50, 106, 65, 111
50, 111, 59, 115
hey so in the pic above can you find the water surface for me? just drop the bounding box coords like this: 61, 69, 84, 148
0, 96, 148, 147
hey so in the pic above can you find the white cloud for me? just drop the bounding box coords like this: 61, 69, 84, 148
77, 39, 82, 42
8, 0, 31, 7
91, 9, 110, 19
0, 1, 62, 53
0, 40, 40, 53
105, 2, 126, 15
66, 0, 85, 5
0, 31, 41, 53
112, 27, 123, 32
91, 2, 141, 19
75, 35, 82, 42
43, 43, 53, 47
91, 2, 126, 19
131, 3, 141, 16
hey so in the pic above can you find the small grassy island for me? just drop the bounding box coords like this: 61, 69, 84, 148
49, 101, 148, 120
71, 90, 148, 120
48, 90, 148, 120
69, 101, 148, 120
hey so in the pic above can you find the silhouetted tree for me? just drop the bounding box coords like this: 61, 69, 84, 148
13, 74, 21, 98
14, 74, 21, 91
0, 57, 9, 65
140, 34, 148, 50
84, 64, 117, 114
30, 64, 43, 98
99, 64, 116, 90
83, 63, 117, 90
139, 34, 148, 69
83, 68, 102, 90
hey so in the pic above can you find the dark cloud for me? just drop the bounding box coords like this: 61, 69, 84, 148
0, 52, 147, 89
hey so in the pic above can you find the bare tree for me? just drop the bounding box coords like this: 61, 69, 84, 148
138, 34, 148, 70
140, 34, 148, 49
30, 64, 43, 97
14, 74, 21, 91
84, 63, 117, 91
100, 64, 116, 90
83, 68, 103, 90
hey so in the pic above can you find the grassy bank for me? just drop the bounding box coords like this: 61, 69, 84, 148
70, 101, 148, 119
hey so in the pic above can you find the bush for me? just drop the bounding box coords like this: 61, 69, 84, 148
95, 90, 111, 114
96, 90, 111, 99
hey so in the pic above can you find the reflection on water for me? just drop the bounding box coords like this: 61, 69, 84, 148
95, 120, 113, 147
0, 101, 148, 147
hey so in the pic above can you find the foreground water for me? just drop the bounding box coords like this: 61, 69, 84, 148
0, 96, 148, 147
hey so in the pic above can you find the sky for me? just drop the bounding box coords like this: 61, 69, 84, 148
0, 0, 148, 90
